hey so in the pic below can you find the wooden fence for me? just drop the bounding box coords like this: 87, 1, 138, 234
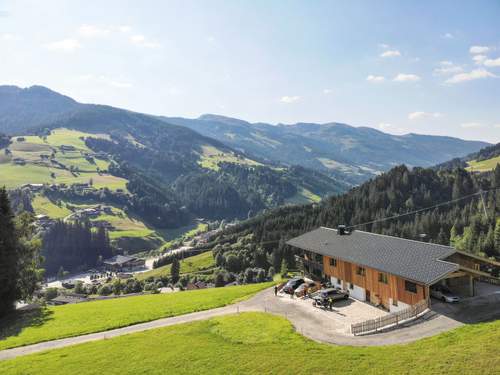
351, 299, 428, 336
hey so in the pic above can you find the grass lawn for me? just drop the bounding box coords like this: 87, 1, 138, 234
31, 195, 71, 219
198, 144, 261, 171
466, 156, 500, 172
0, 283, 273, 351
0, 128, 127, 191
136, 251, 215, 280
1, 312, 499, 375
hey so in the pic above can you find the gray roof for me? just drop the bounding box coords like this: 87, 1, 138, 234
103, 255, 137, 265
287, 227, 458, 285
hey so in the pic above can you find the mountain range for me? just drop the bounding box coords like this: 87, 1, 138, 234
0, 85, 489, 187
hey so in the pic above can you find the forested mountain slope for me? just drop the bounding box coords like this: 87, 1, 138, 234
436, 143, 500, 172
207, 164, 500, 277
164, 114, 489, 185
0, 86, 346, 223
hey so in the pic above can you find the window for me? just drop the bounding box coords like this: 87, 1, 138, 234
405, 280, 417, 294
337, 278, 342, 285
392, 299, 398, 307
349, 283, 354, 290
356, 266, 366, 276
378, 272, 388, 284
329, 258, 337, 267
315, 254, 323, 264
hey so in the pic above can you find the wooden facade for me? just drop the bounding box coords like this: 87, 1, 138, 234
323, 256, 427, 309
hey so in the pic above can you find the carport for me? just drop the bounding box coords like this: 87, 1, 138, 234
433, 250, 500, 298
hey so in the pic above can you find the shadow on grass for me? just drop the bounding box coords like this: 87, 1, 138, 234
0, 308, 54, 341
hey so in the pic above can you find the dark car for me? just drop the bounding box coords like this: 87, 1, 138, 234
282, 278, 305, 294
312, 288, 349, 307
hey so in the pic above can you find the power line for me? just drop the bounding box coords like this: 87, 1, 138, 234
346, 188, 496, 230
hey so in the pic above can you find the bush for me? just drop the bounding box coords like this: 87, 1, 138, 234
267, 266, 275, 279
97, 284, 112, 296
74, 281, 85, 295
244, 268, 255, 284
255, 268, 266, 283
44, 288, 58, 300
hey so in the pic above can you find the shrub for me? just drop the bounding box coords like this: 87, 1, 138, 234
97, 284, 112, 296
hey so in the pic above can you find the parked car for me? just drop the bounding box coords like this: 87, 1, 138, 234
312, 288, 349, 307
294, 281, 317, 297
282, 277, 305, 294
430, 285, 460, 303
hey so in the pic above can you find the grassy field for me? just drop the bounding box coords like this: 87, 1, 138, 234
1, 312, 499, 375
198, 144, 261, 171
286, 187, 321, 204
467, 156, 500, 172
0, 128, 128, 191
136, 251, 215, 280
31, 195, 72, 219
0, 283, 273, 351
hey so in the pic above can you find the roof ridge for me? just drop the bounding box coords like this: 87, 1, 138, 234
319, 226, 455, 251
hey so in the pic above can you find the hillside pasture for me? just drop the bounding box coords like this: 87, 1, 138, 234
1, 312, 499, 375
136, 251, 215, 280
0, 283, 273, 351
198, 144, 262, 171
467, 156, 500, 172
0, 129, 127, 190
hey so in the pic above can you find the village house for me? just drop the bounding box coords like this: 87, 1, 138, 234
103, 255, 146, 272
288, 226, 500, 312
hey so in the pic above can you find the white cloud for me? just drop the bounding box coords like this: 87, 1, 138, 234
322, 89, 333, 95
378, 43, 390, 49
118, 25, 131, 33
442, 32, 454, 39
44, 38, 81, 52
130, 34, 161, 48
366, 75, 385, 83
280, 96, 300, 103
472, 54, 487, 65
378, 123, 393, 131
446, 68, 497, 84
433, 61, 463, 75
78, 24, 111, 38
393, 73, 421, 82
380, 50, 401, 58
460, 122, 483, 128
1, 33, 20, 41
484, 57, 500, 67
469, 45, 490, 54
408, 112, 442, 120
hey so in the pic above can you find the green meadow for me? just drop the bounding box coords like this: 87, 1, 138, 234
1, 312, 499, 375
136, 251, 215, 280
0, 283, 273, 351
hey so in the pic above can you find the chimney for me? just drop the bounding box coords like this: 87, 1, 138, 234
338, 225, 346, 235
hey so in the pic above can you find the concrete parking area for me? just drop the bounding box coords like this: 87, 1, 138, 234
273, 291, 388, 335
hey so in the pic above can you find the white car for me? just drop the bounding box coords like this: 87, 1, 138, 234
431, 285, 460, 303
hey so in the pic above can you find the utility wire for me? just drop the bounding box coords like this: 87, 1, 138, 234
346, 187, 499, 229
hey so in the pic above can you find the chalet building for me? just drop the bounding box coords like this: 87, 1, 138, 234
288, 227, 499, 313
103, 255, 145, 272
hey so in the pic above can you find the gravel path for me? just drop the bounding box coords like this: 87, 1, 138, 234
0, 287, 481, 361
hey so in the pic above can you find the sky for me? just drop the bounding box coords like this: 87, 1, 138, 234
0, 0, 499, 143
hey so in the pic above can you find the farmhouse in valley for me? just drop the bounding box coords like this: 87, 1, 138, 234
288, 226, 499, 312
103, 255, 145, 272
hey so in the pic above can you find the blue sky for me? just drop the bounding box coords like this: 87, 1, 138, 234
0, 0, 499, 142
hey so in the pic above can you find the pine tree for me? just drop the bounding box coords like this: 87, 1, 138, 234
171, 257, 180, 284
0, 187, 19, 316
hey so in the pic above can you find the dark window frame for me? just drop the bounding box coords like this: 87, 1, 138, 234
378, 272, 388, 284
329, 258, 337, 267
404, 280, 418, 294
356, 266, 366, 277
